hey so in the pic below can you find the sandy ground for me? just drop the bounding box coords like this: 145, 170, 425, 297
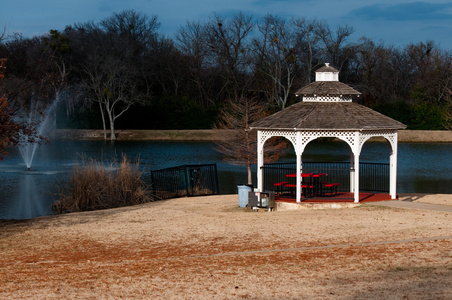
1, 194, 451, 299
399, 193, 452, 206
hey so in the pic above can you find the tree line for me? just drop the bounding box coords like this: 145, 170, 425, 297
1, 9, 452, 141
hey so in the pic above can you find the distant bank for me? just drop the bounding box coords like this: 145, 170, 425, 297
56, 129, 452, 143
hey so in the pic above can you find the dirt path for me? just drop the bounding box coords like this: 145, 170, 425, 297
1, 194, 451, 299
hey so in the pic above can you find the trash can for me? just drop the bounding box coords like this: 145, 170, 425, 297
237, 184, 253, 207
248, 191, 259, 208
264, 191, 276, 210
260, 193, 269, 207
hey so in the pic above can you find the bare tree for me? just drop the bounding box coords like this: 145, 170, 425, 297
253, 14, 298, 109
405, 41, 452, 104
214, 96, 288, 184
314, 22, 357, 74
176, 21, 217, 105
444, 88, 452, 130
41, 30, 71, 99
177, 13, 254, 106
147, 38, 185, 97
205, 13, 254, 100
75, 10, 158, 140
82, 56, 140, 140
292, 17, 321, 85
213, 96, 263, 184
100, 10, 159, 49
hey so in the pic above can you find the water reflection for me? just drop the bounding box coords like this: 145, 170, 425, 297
16, 175, 50, 219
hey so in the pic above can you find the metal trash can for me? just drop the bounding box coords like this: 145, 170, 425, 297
237, 184, 253, 207
260, 191, 276, 210
260, 193, 268, 207
247, 191, 276, 211
248, 191, 259, 208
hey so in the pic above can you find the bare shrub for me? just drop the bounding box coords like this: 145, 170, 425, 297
53, 155, 153, 213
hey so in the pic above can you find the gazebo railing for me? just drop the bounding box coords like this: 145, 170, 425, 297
360, 162, 390, 192
262, 162, 389, 193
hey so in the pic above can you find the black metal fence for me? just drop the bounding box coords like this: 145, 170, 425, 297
262, 162, 389, 193
150, 164, 220, 200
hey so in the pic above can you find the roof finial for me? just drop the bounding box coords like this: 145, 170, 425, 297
325, 63, 330, 67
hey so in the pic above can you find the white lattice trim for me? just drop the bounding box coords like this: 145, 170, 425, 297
259, 130, 298, 149
303, 95, 352, 102
258, 129, 359, 154
358, 129, 398, 152
258, 129, 399, 155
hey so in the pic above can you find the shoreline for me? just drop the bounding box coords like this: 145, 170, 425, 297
55, 129, 452, 143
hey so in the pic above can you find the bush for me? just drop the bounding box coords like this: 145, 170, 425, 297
408, 102, 446, 130
53, 155, 153, 213
371, 101, 447, 130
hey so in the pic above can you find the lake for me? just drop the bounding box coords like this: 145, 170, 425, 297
0, 140, 451, 219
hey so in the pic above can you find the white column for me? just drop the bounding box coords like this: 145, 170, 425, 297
353, 132, 361, 203
349, 151, 355, 193
296, 153, 302, 202
389, 133, 398, 199
354, 151, 360, 203
257, 131, 265, 192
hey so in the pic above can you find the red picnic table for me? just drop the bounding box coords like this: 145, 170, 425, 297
284, 173, 328, 198
273, 173, 340, 198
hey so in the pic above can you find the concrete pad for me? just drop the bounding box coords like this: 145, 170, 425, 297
276, 201, 361, 211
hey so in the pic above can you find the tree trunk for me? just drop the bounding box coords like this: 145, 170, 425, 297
246, 129, 253, 185
247, 164, 252, 185
99, 102, 107, 140
109, 117, 116, 141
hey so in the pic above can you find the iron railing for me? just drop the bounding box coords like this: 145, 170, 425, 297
151, 164, 220, 199
262, 162, 389, 193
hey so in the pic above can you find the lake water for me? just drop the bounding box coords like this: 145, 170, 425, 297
0, 140, 451, 219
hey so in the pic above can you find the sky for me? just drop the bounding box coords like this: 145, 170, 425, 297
2, 0, 452, 49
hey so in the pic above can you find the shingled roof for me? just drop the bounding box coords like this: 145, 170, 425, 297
251, 63, 406, 131
250, 101, 406, 130
295, 81, 362, 97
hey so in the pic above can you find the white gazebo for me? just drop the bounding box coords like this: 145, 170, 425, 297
250, 63, 406, 203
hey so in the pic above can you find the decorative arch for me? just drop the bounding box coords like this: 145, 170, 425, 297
358, 130, 398, 153
259, 130, 298, 151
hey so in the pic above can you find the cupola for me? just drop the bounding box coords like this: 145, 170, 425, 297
295, 63, 361, 102
315, 63, 339, 81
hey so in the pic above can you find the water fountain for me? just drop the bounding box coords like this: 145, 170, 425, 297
17, 100, 58, 171
0, 98, 68, 219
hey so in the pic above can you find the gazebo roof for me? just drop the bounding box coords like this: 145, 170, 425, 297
250, 101, 406, 131
295, 81, 362, 97
251, 63, 406, 131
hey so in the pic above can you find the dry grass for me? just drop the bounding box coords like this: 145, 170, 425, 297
1, 194, 452, 299
53, 155, 153, 213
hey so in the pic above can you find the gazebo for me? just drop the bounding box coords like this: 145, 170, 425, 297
250, 63, 406, 203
